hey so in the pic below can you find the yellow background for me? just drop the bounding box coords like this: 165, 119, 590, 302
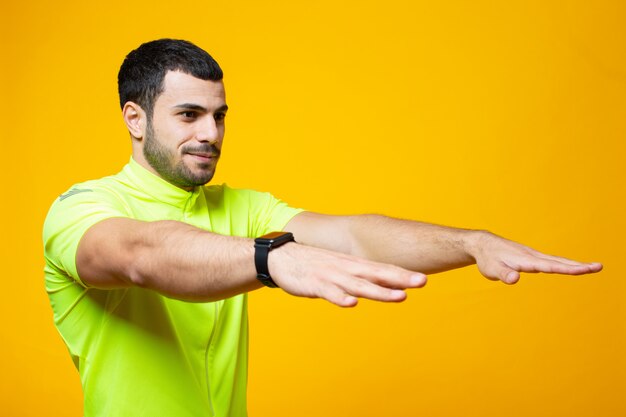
1, 0, 624, 416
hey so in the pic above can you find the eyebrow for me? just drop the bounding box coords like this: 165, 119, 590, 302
172, 103, 229, 113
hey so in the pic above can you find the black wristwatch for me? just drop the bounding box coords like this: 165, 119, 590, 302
254, 231, 295, 288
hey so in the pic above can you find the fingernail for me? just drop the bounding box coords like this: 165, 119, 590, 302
410, 274, 425, 286
507, 271, 518, 282
344, 296, 358, 306
392, 290, 406, 298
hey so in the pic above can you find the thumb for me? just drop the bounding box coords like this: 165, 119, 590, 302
498, 265, 520, 284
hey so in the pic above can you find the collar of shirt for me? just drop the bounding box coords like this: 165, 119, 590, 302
123, 157, 202, 208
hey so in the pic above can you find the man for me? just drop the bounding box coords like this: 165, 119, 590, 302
43, 39, 602, 417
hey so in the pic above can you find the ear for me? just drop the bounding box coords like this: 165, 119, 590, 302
122, 102, 147, 140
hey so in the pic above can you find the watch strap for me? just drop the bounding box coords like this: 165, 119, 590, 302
254, 232, 295, 288
254, 242, 278, 288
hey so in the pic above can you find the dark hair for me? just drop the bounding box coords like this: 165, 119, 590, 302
117, 39, 223, 118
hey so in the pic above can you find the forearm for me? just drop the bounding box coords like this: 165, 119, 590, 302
77, 218, 262, 302
285, 211, 601, 286
347, 214, 483, 274
78, 217, 427, 307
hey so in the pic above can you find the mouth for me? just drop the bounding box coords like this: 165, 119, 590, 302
186, 152, 219, 163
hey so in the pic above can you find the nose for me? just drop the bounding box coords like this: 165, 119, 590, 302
195, 116, 220, 143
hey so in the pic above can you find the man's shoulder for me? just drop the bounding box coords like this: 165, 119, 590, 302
55, 172, 124, 201
57, 176, 115, 200
46, 168, 132, 220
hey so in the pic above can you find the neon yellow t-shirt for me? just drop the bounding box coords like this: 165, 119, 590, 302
43, 158, 303, 417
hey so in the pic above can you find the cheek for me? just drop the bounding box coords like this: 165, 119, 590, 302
167, 126, 195, 147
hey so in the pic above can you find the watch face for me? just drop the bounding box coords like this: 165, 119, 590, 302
262, 231, 289, 240
256, 231, 295, 246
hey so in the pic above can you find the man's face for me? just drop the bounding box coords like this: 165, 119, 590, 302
142, 71, 228, 189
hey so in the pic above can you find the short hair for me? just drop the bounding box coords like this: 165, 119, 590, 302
117, 38, 223, 118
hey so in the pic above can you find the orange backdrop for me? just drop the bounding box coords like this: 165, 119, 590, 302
1, 0, 624, 416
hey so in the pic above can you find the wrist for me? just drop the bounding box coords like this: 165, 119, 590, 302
266, 241, 296, 286
254, 232, 295, 288
462, 229, 491, 262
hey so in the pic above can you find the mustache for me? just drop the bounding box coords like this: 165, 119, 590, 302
182, 144, 221, 157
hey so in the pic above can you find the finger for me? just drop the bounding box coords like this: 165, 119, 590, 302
534, 252, 582, 265
337, 275, 408, 302
511, 258, 601, 275
348, 260, 427, 289
492, 263, 520, 284
532, 251, 599, 268
320, 284, 359, 308
590, 262, 603, 272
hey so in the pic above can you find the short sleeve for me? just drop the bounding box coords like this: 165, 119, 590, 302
219, 185, 304, 237
256, 193, 303, 236
43, 185, 129, 287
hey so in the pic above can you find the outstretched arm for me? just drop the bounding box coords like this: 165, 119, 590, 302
284, 212, 602, 283
76, 217, 426, 306
77, 212, 600, 307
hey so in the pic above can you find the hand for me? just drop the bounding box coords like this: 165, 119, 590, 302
268, 242, 427, 307
468, 231, 603, 284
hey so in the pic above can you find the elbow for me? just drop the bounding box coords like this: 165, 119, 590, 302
126, 250, 154, 289
127, 265, 149, 288
124, 243, 156, 289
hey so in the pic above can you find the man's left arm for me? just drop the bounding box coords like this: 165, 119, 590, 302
284, 212, 602, 284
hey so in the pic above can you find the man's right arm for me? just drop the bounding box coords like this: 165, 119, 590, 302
77, 218, 426, 306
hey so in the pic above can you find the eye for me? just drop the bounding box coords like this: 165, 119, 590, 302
214, 112, 227, 122
180, 111, 197, 120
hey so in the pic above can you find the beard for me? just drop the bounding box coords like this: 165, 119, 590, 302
143, 119, 220, 188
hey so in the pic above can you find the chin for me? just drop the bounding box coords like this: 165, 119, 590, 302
193, 171, 216, 186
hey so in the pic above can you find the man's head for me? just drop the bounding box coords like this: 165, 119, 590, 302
118, 38, 223, 119
118, 39, 227, 189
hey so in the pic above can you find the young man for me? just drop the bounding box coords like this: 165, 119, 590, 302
43, 39, 601, 417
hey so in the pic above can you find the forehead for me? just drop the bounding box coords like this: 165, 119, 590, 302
156, 70, 225, 107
